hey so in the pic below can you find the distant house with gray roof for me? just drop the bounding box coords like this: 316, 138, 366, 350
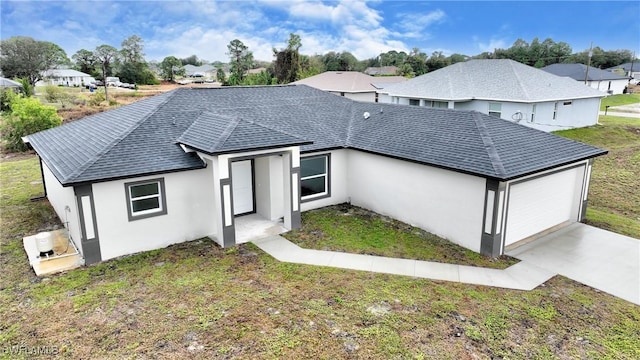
25, 85, 605, 265
37, 69, 95, 87
542, 63, 629, 95
293, 71, 406, 102
378, 59, 605, 132
606, 62, 640, 80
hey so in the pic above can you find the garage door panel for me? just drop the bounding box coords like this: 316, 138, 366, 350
505, 167, 582, 246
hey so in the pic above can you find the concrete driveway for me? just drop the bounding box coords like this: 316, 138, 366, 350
507, 223, 640, 305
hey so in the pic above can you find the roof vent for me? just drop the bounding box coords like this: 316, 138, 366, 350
363, 112, 370, 120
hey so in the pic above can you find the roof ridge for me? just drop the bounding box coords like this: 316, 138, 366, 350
509, 60, 530, 100
68, 90, 178, 182
216, 115, 242, 151
472, 112, 506, 178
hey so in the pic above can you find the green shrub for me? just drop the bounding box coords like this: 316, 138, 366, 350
17, 78, 34, 97
0, 88, 18, 111
88, 90, 106, 106
0, 96, 62, 152
43, 85, 75, 108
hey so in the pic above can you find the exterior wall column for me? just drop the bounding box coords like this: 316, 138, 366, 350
282, 150, 302, 230
579, 159, 594, 221
480, 179, 507, 257
212, 156, 235, 247
74, 184, 101, 264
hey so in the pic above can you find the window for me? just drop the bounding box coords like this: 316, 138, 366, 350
300, 154, 330, 201
553, 101, 558, 120
563, 101, 572, 106
340, 92, 345, 97
125, 178, 167, 221
375, 92, 379, 103
488, 102, 502, 117
409, 99, 420, 106
426, 100, 448, 108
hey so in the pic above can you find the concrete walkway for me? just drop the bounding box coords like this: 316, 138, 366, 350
253, 235, 555, 291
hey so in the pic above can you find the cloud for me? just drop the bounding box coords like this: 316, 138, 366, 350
397, 9, 446, 36
476, 37, 507, 53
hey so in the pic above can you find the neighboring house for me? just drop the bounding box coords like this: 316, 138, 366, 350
0, 77, 22, 89
184, 64, 217, 78
364, 66, 399, 76
606, 62, 640, 80
25, 85, 606, 265
37, 69, 95, 87
542, 63, 628, 95
293, 71, 406, 102
378, 59, 606, 132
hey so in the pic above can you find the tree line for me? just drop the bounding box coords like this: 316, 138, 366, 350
1, 34, 636, 90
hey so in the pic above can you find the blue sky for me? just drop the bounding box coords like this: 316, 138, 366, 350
1, 1, 638, 63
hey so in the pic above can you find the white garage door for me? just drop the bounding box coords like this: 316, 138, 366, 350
231, 160, 254, 215
504, 167, 583, 246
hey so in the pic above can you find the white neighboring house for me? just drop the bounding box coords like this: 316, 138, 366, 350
293, 71, 407, 103
542, 63, 629, 95
378, 59, 605, 132
37, 69, 95, 87
25, 85, 605, 266
606, 62, 640, 80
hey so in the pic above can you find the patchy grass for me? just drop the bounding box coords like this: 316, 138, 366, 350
2, 155, 639, 359
284, 204, 517, 269
600, 93, 640, 110
555, 116, 640, 238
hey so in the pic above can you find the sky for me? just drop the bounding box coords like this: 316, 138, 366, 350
1, 0, 639, 63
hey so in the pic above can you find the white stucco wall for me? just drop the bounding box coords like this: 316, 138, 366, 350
346, 150, 487, 252
586, 79, 628, 95
42, 161, 82, 251
92, 168, 216, 261
300, 149, 349, 212
454, 98, 601, 132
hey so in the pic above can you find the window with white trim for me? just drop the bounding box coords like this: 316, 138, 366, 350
125, 178, 167, 221
488, 102, 502, 117
553, 101, 558, 120
409, 99, 420, 106
300, 154, 330, 201
531, 103, 536, 122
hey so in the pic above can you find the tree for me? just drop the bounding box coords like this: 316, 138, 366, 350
117, 35, 157, 85
405, 48, 428, 76
426, 51, 450, 71
273, 33, 303, 84
94, 45, 118, 101
180, 55, 202, 66
216, 68, 226, 83
0, 95, 62, 152
72, 49, 97, 76
0, 36, 69, 86
160, 56, 184, 81
226, 39, 253, 84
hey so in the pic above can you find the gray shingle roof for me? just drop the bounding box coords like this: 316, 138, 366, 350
177, 112, 311, 154
542, 63, 628, 81
381, 59, 605, 102
26, 85, 606, 186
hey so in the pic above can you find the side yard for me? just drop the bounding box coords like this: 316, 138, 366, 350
555, 115, 640, 238
1, 147, 640, 356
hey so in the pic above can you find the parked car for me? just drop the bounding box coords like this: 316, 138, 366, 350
94, 80, 104, 86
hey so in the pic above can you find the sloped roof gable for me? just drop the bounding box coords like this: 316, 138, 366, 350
381, 59, 605, 102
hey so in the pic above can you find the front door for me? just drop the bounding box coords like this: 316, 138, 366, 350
231, 160, 254, 215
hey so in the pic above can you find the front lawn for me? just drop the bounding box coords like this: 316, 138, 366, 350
555, 116, 640, 238
1, 155, 639, 359
284, 204, 517, 269
600, 93, 640, 110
